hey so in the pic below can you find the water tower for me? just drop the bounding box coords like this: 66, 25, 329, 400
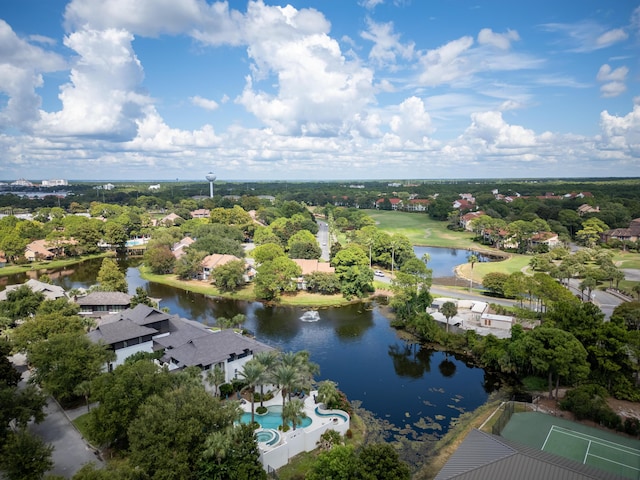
205, 172, 216, 198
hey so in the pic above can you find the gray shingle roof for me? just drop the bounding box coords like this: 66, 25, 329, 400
0, 279, 66, 301
75, 291, 132, 306
435, 429, 628, 480
162, 329, 274, 369
87, 319, 156, 345
153, 317, 211, 350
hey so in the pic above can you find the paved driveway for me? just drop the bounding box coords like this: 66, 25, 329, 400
28, 397, 103, 478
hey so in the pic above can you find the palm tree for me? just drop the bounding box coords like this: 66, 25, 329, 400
239, 361, 266, 425
283, 398, 307, 431
467, 254, 478, 292
317, 380, 341, 409
206, 365, 226, 397
271, 363, 299, 428
253, 350, 279, 407
441, 301, 457, 333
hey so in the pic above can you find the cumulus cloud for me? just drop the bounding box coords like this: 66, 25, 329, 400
37, 28, 152, 139
597, 64, 628, 97
359, 0, 385, 10
235, 3, 375, 136
361, 18, 414, 68
464, 111, 536, 147
389, 96, 433, 141
599, 102, 640, 154
190, 96, 219, 111
0, 21, 66, 131
417, 36, 474, 86
477, 28, 520, 50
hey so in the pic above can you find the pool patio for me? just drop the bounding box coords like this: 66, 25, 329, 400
239, 389, 350, 471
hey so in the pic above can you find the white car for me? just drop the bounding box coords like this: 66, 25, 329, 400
374, 270, 385, 277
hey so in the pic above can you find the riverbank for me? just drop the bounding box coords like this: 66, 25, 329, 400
0, 253, 110, 278
139, 266, 356, 308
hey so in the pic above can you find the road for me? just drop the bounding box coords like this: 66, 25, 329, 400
317, 220, 330, 260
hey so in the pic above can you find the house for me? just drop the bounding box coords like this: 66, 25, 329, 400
460, 211, 486, 231
480, 313, 514, 330
75, 291, 132, 318
435, 429, 621, 480
375, 198, 403, 210
159, 328, 275, 384
148, 184, 161, 191
405, 199, 430, 212
24, 238, 76, 261
171, 237, 195, 259
87, 304, 275, 385
153, 213, 183, 226
190, 209, 210, 218
200, 254, 255, 282
530, 232, 560, 249
291, 259, 335, 290
452, 198, 475, 210
601, 218, 640, 243
577, 204, 600, 216
0, 279, 67, 301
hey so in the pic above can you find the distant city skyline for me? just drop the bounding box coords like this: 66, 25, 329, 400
1, 1, 639, 181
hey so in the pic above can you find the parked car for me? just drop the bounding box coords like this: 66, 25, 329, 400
374, 270, 385, 277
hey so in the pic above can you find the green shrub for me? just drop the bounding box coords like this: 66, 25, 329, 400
256, 406, 267, 415
219, 383, 234, 398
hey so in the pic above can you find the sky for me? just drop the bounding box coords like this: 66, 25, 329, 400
0, 0, 639, 182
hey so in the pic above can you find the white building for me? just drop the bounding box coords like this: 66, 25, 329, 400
41, 179, 69, 187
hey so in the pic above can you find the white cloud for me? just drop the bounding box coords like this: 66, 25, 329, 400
463, 111, 536, 147
64, 0, 204, 36
477, 28, 520, 50
599, 103, 640, 154
359, 0, 385, 10
37, 28, 152, 139
417, 36, 474, 86
234, 3, 375, 136
597, 64, 628, 98
0, 21, 66, 131
361, 18, 414, 68
389, 96, 432, 141
190, 96, 219, 111
596, 28, 628, 48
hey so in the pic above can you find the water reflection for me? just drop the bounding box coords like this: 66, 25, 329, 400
1, 257, 498, 446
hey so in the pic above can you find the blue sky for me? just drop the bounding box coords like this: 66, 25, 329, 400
0, 0, 638, 181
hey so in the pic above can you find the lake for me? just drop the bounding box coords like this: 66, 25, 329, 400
2, 256, 499, 465
413, 246, 493, 279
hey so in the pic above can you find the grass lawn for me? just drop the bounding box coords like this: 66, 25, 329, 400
368, 211, 478, 249
613, 251, 640, 270
139, 267, 353, 307
0, 253, 110, 277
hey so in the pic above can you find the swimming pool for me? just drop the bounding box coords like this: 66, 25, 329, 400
255, 428, 281, 446
314, 406, 349, 422
240, 405, 312, 429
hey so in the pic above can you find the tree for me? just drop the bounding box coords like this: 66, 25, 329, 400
307, 445, 360, 480
174, 248, 207, 280
144, 244, 176, 274
104, 222, 128, 252
304, 271, 341, 295
359, 443, 411, 480
96, 258, 128, 293
127, 383, 241, 479
0, 429, 53, 480
27, 332, 115, 403
87, 359, 177, 448
130, 287, 158, 308
11, 312, 85, 352
254, 256, 301, 301
333, 244, 373, 299
0, 286, 45, 320
271, 363, 299, 428
251, 243, 285, 264
524, 327, 590, 399
317, 380, 341, 409
238, 360, 266, 425
205, 365, 226, 397
283, 398, 307, 430
576, 217, 609, 247
197, 424, 266, 480
253, 350, 279, 407
467, 254, 478, 292
482, 272, 509, 297
211, 259, 246, 292
441, 301, 457, 333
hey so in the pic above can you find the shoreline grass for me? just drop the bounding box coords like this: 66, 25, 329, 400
0, 253, 110, 277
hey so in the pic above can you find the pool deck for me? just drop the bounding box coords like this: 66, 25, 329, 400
239, 389, 351, 471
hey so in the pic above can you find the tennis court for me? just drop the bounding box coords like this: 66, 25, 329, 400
541, 424, 640, 478
501, 412, 640, 479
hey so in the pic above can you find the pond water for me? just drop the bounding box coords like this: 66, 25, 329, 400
413, 246, 493, 279
1, 257, 500, 462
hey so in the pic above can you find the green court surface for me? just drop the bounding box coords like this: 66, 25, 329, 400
501, 412, 640, 479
